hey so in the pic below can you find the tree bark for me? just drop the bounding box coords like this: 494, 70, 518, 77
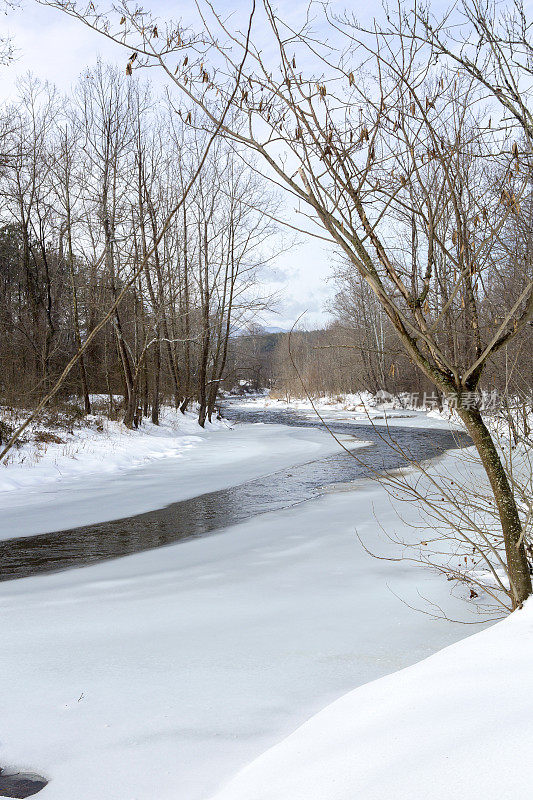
151, 340, 161, 425
457, 405, 532, 608
64, 215, 91, 415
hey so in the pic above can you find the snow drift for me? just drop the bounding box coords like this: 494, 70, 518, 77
211, 599, 533, 800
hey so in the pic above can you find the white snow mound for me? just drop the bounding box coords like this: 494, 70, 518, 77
211, 599, 533, 800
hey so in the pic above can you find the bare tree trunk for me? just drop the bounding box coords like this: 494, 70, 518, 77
180, 202, 192, 412
122, 361, 138, 429
64, 213, 91, 415
197, 331, 210, 428
151, 340, 161, 425
142, 354, 149, 418
115, 315, 136, 428
457, 405, 532, 607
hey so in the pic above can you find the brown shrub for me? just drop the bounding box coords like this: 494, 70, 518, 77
34, 431, 64, 445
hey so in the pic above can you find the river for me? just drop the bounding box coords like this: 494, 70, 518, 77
0, 403, 468, 581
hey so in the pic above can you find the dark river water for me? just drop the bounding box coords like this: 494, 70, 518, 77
0, 405, 468, 582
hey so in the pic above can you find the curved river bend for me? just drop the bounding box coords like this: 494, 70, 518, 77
0, 405, 468, 581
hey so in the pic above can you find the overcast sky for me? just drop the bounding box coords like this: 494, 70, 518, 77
0, 0, 446, 331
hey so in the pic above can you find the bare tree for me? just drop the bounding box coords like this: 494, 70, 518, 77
0, 0, 18, 65
51, 112, 92, 413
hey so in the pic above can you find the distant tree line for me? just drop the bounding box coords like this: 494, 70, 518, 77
235, 278, 533, 402
257, 265, 533, 402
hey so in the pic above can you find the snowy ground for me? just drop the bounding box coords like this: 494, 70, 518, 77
213, 593, 533, 800
0, 402, 499, 800
0, 407, 219, 494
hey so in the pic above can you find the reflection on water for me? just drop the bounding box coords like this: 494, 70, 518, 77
0, 405, 469, 581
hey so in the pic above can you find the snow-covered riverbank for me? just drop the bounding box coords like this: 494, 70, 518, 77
0, 455, 489, 800
212, 592, 533, 800
0, 406, 498, 800
0, 394, 460, 542
229, 391, 463, 429
0, 407, 218, 494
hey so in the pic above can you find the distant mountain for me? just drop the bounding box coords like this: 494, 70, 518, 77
230, 325, 287, 337
262, 326, 287, 334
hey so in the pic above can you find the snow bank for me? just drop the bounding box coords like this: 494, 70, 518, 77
242, 391, 533, 438
233, 391, 400, 417
0, 407, 212, 493
211, 599, 533, 800
1, 399, 519, 800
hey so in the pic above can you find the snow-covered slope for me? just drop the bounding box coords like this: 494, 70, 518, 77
0, 407, 213, 493
1, 401, 521, 800
211, 599, 533, 800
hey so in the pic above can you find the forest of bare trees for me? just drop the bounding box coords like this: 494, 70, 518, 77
260, 252, 533, 401
0, 65, 277, 429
